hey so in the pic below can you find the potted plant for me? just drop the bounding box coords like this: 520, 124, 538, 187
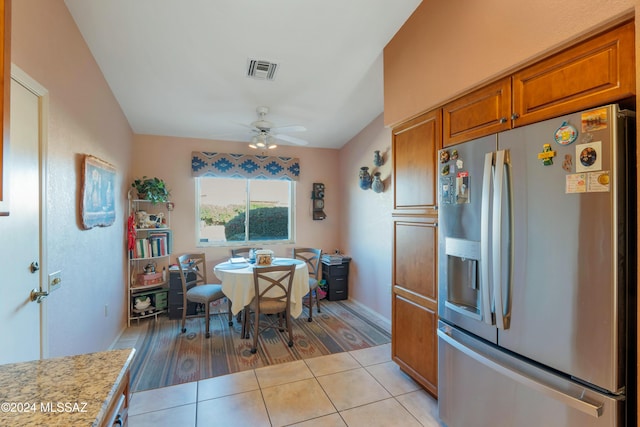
131, 176, 170, 203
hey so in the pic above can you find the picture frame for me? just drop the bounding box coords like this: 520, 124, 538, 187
81, 154, 116, 229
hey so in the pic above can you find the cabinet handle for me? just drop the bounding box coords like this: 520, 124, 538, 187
511, 113, 520, 120
499, 117, 508, 124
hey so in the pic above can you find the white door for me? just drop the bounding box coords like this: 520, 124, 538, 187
0, 76, 45, 364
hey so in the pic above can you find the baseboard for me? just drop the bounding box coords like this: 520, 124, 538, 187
108, 326, 128, 350
345, 298, 391, 334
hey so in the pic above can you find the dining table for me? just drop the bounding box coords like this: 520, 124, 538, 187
213, 257, 310, 319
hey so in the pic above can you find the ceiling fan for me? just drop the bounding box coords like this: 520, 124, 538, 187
244, 106, 308, 149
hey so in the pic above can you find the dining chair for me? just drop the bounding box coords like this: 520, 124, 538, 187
248, 264, 296, 354
293, 247, 322, 322
176, 253, 233, 338
230, 247, 262, 259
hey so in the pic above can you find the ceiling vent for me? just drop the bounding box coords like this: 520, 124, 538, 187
247, 59, 278, 80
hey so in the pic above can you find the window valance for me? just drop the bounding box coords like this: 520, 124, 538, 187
191, 152, 300, 181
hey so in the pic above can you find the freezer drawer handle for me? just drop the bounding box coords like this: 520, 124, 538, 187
437, 329, 604, 418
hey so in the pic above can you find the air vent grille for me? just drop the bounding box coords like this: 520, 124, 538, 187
247, 59, 278, 80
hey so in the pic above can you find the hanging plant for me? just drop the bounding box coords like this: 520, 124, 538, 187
131, 176, 170, 203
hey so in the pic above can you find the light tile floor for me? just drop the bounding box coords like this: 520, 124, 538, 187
127, 343, 445, 427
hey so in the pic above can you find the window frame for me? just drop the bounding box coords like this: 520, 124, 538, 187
195, 177, 296, 247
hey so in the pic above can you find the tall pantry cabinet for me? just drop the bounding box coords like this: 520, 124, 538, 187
391, 108, 441, 397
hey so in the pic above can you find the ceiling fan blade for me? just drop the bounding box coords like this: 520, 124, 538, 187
271, 125, 306, 133
272, 133, 308, 146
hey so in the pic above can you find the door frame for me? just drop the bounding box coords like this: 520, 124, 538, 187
11, 63, 49, 358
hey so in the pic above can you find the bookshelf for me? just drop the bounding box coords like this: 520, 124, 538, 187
126, 190, 173, 325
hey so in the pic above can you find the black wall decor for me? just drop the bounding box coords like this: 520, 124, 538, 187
312, 182, 326, 220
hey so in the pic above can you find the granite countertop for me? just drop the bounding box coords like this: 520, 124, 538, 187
0, 348, 135, 426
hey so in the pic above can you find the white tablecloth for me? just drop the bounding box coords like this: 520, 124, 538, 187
214, 258, 310, 318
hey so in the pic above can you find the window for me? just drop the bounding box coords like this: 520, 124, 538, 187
197, 177, 294, 246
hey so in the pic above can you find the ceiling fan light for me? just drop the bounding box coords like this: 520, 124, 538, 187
268, 143, 278, 149
257, 141, 266, 148
248, 143, 258, 149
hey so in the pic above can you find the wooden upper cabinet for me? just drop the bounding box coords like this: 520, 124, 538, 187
442, 78, 511, 147
392, 109, 441, 212
513, 21, 635, 127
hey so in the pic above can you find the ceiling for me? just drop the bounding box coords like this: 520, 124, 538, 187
63, 0, 422, 150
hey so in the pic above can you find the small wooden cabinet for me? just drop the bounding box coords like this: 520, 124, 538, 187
392, 108, 441, 212
512, 20, 635, 127
321, 260, 349, 301
443, 20, 635, 147
443, 78, 512, 147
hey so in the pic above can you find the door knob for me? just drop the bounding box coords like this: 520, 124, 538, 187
30, 289, 49, 303
30, 262, 39, 273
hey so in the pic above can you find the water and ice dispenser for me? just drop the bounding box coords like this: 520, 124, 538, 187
443, 237, 483, 321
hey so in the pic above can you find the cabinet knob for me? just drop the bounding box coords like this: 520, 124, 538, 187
511, 113, 520, 120
499, 117, 508, 124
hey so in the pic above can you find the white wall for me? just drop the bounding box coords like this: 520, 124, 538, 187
11, 0, 133, 357
338, 114, 393, 320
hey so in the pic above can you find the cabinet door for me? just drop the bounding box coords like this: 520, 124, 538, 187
392, 294, 438, 396
513, 21, 635, 127
392, 109, 441, 212
392, 218, 438, 395
443, 77, 512, 147
393, 219, 437, 301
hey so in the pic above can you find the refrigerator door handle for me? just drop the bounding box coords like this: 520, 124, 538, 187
480, 152, 494, 325
492, 150, 507, 329
437, 328, 605, 418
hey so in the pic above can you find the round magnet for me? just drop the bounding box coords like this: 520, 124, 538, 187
441, 164, 450, 176
579, 147, 597, 167
451, 149, 459, 160
554, 121, 578, 145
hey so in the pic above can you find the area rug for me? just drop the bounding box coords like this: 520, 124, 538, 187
129, 300, 391, 392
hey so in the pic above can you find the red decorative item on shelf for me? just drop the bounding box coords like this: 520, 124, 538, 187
127, 212, 136, 251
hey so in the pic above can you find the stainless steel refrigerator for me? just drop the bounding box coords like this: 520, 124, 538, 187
437, 104, 636, 427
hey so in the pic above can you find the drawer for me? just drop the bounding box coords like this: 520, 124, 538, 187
154, 291, 168, 310
168, 290, 185, 305
327, 286, 348, 301
168, 302, 198, 319
327, 276, 348, 287
169, 271, 195, 289
322, 263, 349, 277
168, 282, 195, 304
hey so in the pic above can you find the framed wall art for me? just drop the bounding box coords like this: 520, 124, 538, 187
81, 154, 116, 229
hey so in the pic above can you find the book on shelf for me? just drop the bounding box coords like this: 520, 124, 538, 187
129, 230, 173, 259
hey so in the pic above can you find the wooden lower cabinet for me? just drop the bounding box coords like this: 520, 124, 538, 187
392, 293, 438, 396
102, 367, 130, 427
392, 218, 438, 396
